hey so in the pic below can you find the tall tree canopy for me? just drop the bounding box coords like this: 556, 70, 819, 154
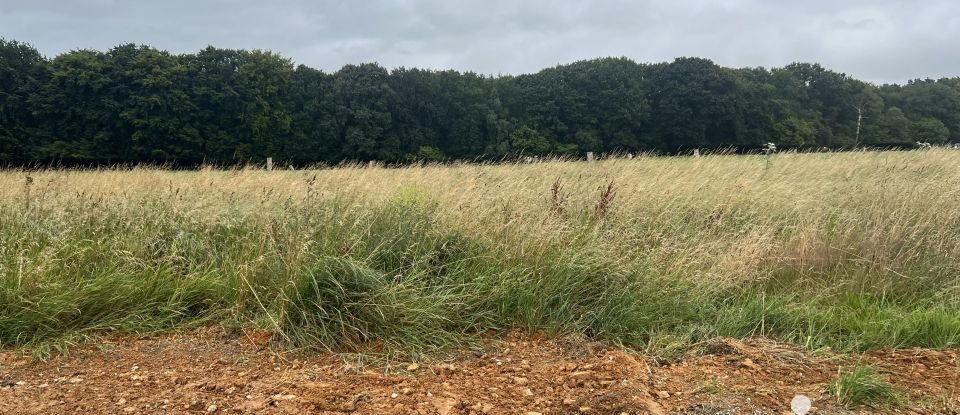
1, 39, 957, 165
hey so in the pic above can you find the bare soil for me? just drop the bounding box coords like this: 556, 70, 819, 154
1, 329, 957, 415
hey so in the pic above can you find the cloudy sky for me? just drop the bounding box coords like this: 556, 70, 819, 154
2, 0, 958, 84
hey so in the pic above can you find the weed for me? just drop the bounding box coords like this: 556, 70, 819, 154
699, 378, 723, 394
826, 365, 903, 408
550, 176, 567, 215
593, 179, 616, 218
22, 174, 33, 210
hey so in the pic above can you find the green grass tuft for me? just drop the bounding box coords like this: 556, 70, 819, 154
826, 365, 904, 408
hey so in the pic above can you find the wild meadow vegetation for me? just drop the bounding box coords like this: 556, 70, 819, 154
826, 365, 903, 409
1, 150, 959, 360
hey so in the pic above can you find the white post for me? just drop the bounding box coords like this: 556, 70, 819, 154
586, 152, 595, 162
693, 149, 700, 158
266, 157, 273, 171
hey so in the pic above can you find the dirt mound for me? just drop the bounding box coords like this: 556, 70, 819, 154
1, 329, 957, 414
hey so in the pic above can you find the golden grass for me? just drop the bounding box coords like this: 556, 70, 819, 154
6, 150, 959, 285
2, 149, 959, 355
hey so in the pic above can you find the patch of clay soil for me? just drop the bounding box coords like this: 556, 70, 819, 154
0, 329, 957, 415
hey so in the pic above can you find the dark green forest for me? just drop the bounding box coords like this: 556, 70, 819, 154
1, 39, 958, 165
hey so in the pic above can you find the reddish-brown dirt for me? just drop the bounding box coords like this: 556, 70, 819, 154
1, 328, 957, 415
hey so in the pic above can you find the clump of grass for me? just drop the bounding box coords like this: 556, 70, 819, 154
699, 378, 723, 394
826, 365, 903, 409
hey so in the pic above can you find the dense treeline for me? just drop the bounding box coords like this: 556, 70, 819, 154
1, 39, 957, 165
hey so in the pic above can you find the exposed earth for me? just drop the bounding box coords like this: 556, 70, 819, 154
1, 329, 957, 415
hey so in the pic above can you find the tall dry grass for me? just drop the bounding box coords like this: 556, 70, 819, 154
1, 150, 958, 358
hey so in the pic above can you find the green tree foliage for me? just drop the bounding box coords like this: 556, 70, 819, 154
109, 44, 197, 161
284, 65, 338, 164
0, 39, 47, 162
883, 79, 960, 142
510, 125, 551, 155
410, 145, 444, 162
648, 58, 738, 150
333, 63, 397, 160
503, 57, 651, 152
1, 38, 958, 165
864, 107, 910, 146
775, 118, 815, 147
910, 117, 950, 144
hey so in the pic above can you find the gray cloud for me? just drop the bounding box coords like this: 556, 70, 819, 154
2, 0, 958, 83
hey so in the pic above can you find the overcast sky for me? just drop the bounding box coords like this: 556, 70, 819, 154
2, 0, 958, 84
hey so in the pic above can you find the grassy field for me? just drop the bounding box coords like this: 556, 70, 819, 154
1, 150, 959, 360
